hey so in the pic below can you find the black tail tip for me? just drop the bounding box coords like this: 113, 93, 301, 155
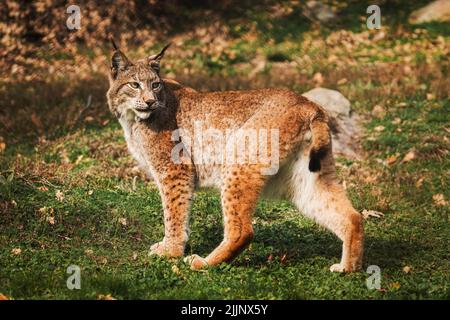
309, 147, 328, 172
309, 158, 321, 172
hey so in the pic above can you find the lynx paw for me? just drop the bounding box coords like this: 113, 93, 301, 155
184, 254, 208, 270
329, 263, 346, 273
149, 241, 183, 258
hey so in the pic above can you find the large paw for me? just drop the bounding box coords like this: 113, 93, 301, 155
149, 241, 183, 258
184, 254, 209, 270
329, 263, 346, 273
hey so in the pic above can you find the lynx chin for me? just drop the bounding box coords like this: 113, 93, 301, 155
106, 42, 364, 273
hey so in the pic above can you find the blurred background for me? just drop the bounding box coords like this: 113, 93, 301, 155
0, 0, 448, 144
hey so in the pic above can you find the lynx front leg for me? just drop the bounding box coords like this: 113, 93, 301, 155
186, 166, 265, 270
150, 165, 195, 258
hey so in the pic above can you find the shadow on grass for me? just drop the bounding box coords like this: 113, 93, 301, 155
188, 216, 430, 270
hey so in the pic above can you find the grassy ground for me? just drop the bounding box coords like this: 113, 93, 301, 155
0, 1, 449, 299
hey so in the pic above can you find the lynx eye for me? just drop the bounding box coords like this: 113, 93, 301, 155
128, 82, 140, 89
151, 81, 161, 90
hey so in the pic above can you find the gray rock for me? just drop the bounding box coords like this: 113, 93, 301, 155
305, 1, 337, 23
302, 87, 361, 159
409, 0, 450, 24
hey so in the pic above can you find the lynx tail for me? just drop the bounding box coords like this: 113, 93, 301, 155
309, 110, 331, 172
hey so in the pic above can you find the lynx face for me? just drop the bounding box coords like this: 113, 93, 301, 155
107, 44, 170, 120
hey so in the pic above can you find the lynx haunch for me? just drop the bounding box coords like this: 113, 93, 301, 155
106, 43, 364, 272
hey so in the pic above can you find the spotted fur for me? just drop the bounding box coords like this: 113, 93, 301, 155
106, 45, 364, 273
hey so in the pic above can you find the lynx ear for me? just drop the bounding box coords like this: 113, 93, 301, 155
148, 43, 171, 73
111, 40, 130, 79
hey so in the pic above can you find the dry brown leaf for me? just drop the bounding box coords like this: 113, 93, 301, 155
47, 216, 55, 225
0, 293, 10, 300
401, 150, 416, 163
391, 282, 401, 289
371, 105, 385, 119
55, 190, 64, 202
403, 266, 412, 273
118, 217, 127, 226
361, 210, 384, 219
433, 194, 448, 206
374, 125, 385, 132
172, 265, 181, 275
386, 153, 400, 165
313, 72, 324, 85
11, 248, 22, 255
97, 294, 116, 300
391, 117, 402, 125
415, 177, 424, 188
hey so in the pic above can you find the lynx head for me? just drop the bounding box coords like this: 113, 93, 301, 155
107, 41, 171, 121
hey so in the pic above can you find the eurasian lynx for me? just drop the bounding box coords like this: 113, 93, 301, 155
106, 43, 364, 272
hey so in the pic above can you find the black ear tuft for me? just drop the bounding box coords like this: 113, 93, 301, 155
148, 43, 171, 72
111, 38, 118, 51
154, 43, 171, 61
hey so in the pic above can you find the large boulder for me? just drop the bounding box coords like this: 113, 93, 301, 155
409, 0, 450, 24
302, 87, 361, 159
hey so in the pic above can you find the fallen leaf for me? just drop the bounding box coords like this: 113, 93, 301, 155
172, 265, 181, 275
313, 72, 324, 85
391, 117, 402, 125
401, 150, 416, 163
0, 293, 9, 300
361, 210, 384, 219
426, 93, 435, 101
55, 190, 64, 202
97, 294, 116, 300
11, 248, 22, 255
118, 217, 127, 226
374, 125, 385, 132
371, 105, 385, 119
47, 216, 55, 225
85, 249, 94, 255
403, 266, 412, 273
433, 194, 448, 206
132, 252, 138, 260
386, 153, 400, 165
415, 177, 424, 188
390, 282, 401, 289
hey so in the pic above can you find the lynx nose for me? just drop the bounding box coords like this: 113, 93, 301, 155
145, 99, 156, 109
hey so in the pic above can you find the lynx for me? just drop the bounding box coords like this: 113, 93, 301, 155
106, 43, 364, 272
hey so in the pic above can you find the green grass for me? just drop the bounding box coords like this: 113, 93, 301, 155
0, 0, 449, 300
0, 96, 448, 299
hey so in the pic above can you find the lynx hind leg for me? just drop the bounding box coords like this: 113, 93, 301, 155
290, 151, 364, 272
186, 165, 265, 270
